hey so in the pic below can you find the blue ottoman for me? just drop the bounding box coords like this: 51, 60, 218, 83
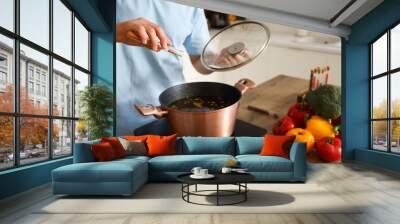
52, 156, 148, 196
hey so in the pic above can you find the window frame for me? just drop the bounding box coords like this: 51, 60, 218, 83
370, 20, 400, 154
0, 0, 92, 171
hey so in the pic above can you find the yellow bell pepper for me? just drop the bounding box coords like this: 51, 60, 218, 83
306, 115, 335, 140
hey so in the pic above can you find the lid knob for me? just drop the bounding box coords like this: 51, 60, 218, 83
227, 42, 245, 55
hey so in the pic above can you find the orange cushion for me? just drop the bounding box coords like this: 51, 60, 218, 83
124, 135, 149, 141
101, 137, 126, 158
91, 142, 117, 162
260, 134, 296, 159
146, 134, 177, 157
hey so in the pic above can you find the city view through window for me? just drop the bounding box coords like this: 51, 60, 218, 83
371, 23, 400, 153
0, 0, 91, 170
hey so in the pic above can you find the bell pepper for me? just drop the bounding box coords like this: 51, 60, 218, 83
286, 128, 315, 153
287, 102, 310, 128
306, 115, 335, 140
273, 116, 295, 135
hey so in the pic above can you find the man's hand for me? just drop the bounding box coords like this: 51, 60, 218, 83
213, 46, 251, 68
116, 18, 171, 51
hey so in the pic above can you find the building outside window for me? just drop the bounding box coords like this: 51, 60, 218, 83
28, 81, 34, 94
0, 71, 6, 84
371, 22, 400, 154
0, 54, 7, 90
41, 85, 46, 97
0, 0, 91, 170
28, 66, 34, 80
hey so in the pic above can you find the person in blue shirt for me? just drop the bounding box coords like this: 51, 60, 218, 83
116, 0, 214, 135
116, 0, 247, 135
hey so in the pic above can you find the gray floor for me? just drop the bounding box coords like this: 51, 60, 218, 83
1, 162, 400, 224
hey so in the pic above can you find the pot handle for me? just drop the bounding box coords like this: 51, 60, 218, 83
234, 78, 256, 94
134, 104, 168, 119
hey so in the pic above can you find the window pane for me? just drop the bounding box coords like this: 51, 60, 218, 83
53, 59, 72, 117
372, 33, 387, 76
74, 69, 89, 118
392, 24, 400, 70
391, 120, 400, 153
0, 0, 14, 31
53, 0, 72, 60
0, 116, 14, 170
20, 44, 49, 115
372, 121, 388, 151
75, 120, 88, 143
391, 72, 400, 118
0, 35, 14, 112
53, 119, 72, 157
20, 117, 49, 165
75, 18, 89, 70
20, 0, 49, 49
372, 76, 387, 119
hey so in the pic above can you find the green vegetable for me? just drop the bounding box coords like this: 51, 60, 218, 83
305, 85, 341, 120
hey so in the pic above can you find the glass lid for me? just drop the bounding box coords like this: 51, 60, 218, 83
201, 21, 271, 71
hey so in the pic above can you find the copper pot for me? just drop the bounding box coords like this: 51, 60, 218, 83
134, 78, 255, 137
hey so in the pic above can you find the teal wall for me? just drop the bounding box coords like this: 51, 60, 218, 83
0, 158, 72, 199
343, 0, 400, 171
0, 0, 116, 200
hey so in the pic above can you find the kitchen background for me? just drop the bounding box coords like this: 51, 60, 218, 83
183, 11, 341, 87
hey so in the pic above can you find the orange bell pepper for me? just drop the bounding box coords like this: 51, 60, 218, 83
306, 115, 335, 140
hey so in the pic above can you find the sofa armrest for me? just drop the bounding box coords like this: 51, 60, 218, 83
73, 140, 99, 163
289, 142, 307, 181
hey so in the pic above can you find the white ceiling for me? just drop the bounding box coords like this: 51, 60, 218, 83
228, 0, 352, 22
167, 0, 384, 38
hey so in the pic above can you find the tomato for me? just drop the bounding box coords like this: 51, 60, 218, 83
316, 137, 341, 162
286, 128, 315, 153
273, 116, 295, 135
287, 103, 310, 128
306, 115, 335, 140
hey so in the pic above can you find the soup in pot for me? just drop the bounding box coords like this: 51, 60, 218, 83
169, 96, 234, 112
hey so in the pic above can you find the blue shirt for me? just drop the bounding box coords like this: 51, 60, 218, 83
116, 0, 209, 135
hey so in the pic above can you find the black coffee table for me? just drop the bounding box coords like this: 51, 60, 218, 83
177, 173, 255, 206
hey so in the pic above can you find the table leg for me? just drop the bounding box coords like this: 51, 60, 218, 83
195, 184, 198, 192
217, 184, 219, 206
245, 183, 247, 201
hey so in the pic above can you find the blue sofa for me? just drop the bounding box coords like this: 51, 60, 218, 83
52, 137, 306, 196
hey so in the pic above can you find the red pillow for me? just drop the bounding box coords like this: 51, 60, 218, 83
260, 134, 296, 159
146, 134, 177, 157
101, 137, 126, 158
124, 135, 149, 141
91, 142, 117, 161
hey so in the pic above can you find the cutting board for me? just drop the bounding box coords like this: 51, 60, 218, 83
237, 75, 309, 132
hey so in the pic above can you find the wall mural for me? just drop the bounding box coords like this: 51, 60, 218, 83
115, 0, 342, 163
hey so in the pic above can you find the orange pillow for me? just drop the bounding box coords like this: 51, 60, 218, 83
91, 142, 117, 161
146, 134, 177, 157
124, 135, 148, 141
260, 135, 296, 159
101, 137, 126, 158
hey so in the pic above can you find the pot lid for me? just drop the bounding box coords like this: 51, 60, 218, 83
201, 21, 271, 72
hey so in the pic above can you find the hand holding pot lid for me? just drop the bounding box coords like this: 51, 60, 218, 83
201, 21, 271, 71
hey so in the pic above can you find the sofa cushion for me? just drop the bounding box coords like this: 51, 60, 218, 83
91, 142, 118, 161
259, 135, 296, 159
101, 137, 127, 158
179, 137, 235, 155
147, 134, 177, 157
53, 158, 147, 183
236, 155, 293, 172
235, 137, 263, 155
118, 138, 147, 156
149, 154, 235, 172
